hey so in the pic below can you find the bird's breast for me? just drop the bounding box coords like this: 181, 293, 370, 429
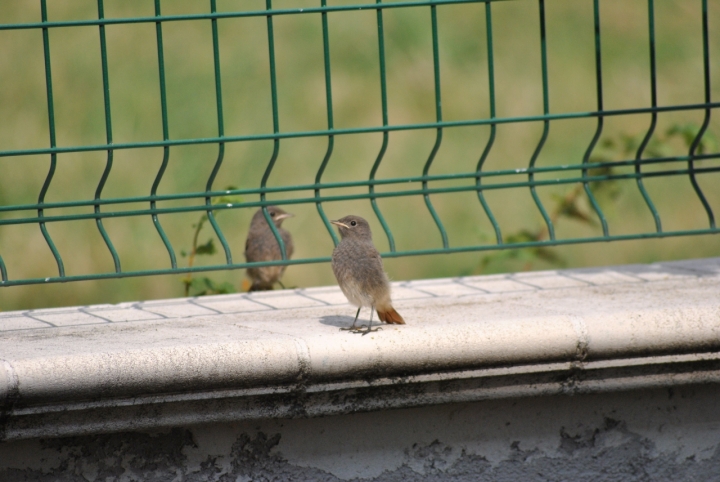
331, 240, 390, 308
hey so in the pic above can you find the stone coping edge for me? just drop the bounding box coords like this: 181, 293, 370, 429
1, 257, 719, 441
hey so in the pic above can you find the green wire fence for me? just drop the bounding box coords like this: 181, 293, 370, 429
0, 0, 718, 288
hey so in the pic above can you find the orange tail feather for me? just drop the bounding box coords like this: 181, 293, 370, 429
377, 307, 405, 325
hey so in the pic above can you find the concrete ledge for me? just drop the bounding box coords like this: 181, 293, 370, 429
1, 258, 719, 441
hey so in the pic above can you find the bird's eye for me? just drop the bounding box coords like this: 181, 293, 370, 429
350, 220, 357, 226
270, 211, 276, 217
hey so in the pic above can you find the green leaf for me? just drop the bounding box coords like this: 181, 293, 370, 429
210, 281, 236, 294
188, 277, 236, 296
532, 246, 565, 265
195, 239, 216, 256
551, 194, 596, 225
588, 150, 615, 163
640, 136, 673, 158
600, 137, 616, 149
188, 277, 210, 296
586, 167, 621, 203
666, 123, 719, 154
667, 123, 699, 148
505, 229, 540, 244
212, 185, 243, 208
620, 133, 641, 155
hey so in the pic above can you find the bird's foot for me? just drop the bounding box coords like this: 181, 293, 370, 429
358, 325, 382, 336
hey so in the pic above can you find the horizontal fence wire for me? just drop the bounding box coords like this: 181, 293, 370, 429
0, 0, 718, 287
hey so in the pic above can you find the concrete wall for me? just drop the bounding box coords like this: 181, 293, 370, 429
2, 259, 720, 480
2, 384, 720, 481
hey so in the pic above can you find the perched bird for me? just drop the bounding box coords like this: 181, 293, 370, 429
330, 215, 405, 334
244, 206, 294, 291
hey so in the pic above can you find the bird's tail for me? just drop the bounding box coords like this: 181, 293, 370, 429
377, 306, 405, 325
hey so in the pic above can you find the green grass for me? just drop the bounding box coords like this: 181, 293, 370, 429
0, 0, 718, 311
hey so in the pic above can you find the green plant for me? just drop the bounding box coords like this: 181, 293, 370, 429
473, 123, 718, 275
180, 188, 242, 297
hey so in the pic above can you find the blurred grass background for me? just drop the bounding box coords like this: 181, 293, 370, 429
0, 0, 718, 311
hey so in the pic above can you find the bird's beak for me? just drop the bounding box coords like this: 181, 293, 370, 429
274, 213, 294, 221
330, 220, 349, 229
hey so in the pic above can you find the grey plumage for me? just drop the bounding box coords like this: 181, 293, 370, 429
244, 206, 294, 291
331, 215, 404, 332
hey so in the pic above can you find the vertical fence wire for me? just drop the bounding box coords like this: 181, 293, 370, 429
260, 0, 289, 259
370, 0, 396, 252
422, 4, 449, 248
151, 0, 178, 268
206, 0, 233, 264
687, 0, 715, 229
527, 0, 555, 240
476, 1, 502, 244
39, 0, 66, 277
315, 0, 340, 246
581, 0, 610, 236
95, 0, 123, 272
633, 0, 662, 233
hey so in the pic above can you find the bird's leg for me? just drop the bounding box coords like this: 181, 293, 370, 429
360, 306, 382, 335
340, 307, 362, 331
277, 280, 286, 290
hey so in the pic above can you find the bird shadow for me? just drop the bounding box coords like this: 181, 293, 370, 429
319, 315, 357, 328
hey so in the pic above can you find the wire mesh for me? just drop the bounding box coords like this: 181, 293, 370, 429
0, 0, 718, 288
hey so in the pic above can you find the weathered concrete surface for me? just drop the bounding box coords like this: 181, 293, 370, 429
2, 384, 720, 481
1, 258, 720, 479
2, 259, 720, 441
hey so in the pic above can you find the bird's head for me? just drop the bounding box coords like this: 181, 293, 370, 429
252, 206, 294, 228
330, 215, 372, 240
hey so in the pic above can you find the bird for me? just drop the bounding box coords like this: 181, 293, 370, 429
244, 206, 294, 291
330, 215, 405, 334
